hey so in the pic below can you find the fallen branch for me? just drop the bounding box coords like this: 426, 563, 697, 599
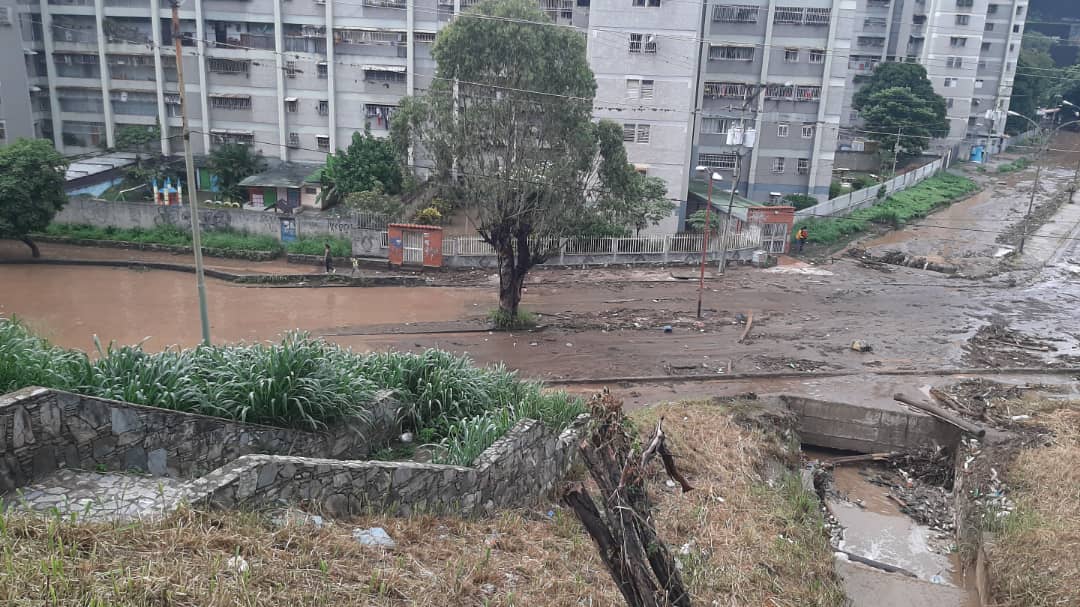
737, 311, 754, 343
825, 452, 896, 466
893, 393, 987, 438
837, 549, 918, 578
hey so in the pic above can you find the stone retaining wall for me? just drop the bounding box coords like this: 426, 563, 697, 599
0, 387, 398, 493
186, 417, 585, 517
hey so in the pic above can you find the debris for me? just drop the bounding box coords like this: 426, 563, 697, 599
737, 311, 754, 343
894, 393, 987, 438
353, 527, 396, 548
270, 510, 325, 530
834, 549, 917, 578
663, 325, 673, 333
400, 432, 414, 444
850, 340, 873, 353
225, 556, 249, 574
825, 452, 896, 466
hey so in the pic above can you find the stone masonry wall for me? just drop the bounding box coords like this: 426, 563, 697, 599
0, 387, 397, 494
186, 416, 586, 517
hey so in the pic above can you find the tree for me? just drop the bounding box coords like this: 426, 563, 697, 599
207, 143, 266, 203
780, 193, 818, 210
394, 0, 650, 320
114, 124, 160, 154
590, 121, 675, 235
317, 130, 403, 208
0, 139, 68, 257
852, 62, 943, 112
685, 209, 722, 232
1008, 32, 1060, 134
860, 87, 949, 164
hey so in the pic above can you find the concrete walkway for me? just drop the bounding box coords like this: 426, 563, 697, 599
3, 469, 186, 522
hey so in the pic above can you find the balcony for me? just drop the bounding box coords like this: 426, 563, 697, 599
910, 23, 925, 36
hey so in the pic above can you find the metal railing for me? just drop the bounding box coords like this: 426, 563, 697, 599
441, 229, 764, 260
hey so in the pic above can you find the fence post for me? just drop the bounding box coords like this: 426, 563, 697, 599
559, 238, 565, 265
663, 234, 670, 264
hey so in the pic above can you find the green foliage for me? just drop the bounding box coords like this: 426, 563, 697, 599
488, 308, 537, 330
1008, 32, 1061, 134
0, 139, 68, 248
861, 86, 949, 160
798, 173, 977, 245
285, 235, 351, 257
343, 188, 403, 218
1, 320, 584, 463
852, 62, 942, 111
318, 131, 403, 208
591, 121, 675, 233
207, 144, 266, 204
997, 157, 1033, 173
114, 125, 160, 154
413, 206, 442, 225
829, 181, 844, 199
42, 223, 284, 255
780, 194, 818, 210
686, 209, 723, 232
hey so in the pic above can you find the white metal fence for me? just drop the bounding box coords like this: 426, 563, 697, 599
794, 155, 951, 222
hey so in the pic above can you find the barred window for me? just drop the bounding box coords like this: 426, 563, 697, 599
797, 158, 809, 175
704, 82, 751, 99
946, 56, 963, 69
796, 85, 821, 101
209, 95, 251, 110
702, 117, 731, 134
802, 124, 814, 138
365, 69, 406, 83
809, 49, 825, 64
805, 8, 831, 25
622, 123, 650, 143
318, 100, 330, 115
698, 153, 737, 170
285, 61, 298, 79
207, 58, 249, 75
317, 136, 330, 151
774, 7, 804, 24
950, 36, 967, 47
415, 32, 436, 43
777, 123, 789, 137
713, 4, 758, 23
287, 133, 300, 148
772, 157, 785, 173
709, 45, 755, 61
626, 78, 655, 101
784, 48, 799, 62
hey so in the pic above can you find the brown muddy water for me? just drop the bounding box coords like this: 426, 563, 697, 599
0, 265, 492, 351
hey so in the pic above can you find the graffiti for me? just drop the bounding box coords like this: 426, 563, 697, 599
154, 206, 233, 232
325, 221, 354, 234
353, 232, 382, 254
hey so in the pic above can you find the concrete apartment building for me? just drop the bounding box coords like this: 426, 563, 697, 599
2, 0, 1023, 230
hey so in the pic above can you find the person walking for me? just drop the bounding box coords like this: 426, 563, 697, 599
323, 243, 335, 274
796, 226, 808, 253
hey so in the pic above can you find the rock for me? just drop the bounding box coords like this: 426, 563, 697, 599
481, 583, 496, 595
225, 556, 249, 574
663, 325, 673, 333
400, 432, 414, 444
353, 527, 395, 548
850, 340, 873, 353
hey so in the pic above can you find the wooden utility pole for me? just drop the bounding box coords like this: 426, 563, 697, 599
172, 0, 211, 345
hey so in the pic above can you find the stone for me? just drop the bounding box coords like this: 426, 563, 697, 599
39, 401, 62, 437
12, 406, 35, 449
324, 493, 350, 517
124, 446, 147, 472
66, 416, 99, 444
352, 527, 395, 548
146, 449, 168, 476
110, 408, 143, 435
226, 556, 249, 574
256, 463, 280, 490
92, 435, 117, 460
32, 447, 57, 477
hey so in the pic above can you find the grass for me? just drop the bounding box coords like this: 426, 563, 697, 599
988, 402, 1080, 607
42, 223, 285, 255
0, 401, 845, 606
488, 308, 538, 331
0, 318, 583, 464
799, 172, 978, 246
285, 235, 352, 257
996, 157, 1032, 174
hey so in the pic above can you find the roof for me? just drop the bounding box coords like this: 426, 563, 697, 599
238, 163, 324, 188
65, 152, 139, 182
687, 179, 757, 221
388, 223, 444, 231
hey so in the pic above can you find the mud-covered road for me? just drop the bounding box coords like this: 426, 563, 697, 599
2, 136, 1079, 383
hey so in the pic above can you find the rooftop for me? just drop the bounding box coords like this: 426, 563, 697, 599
239, 163, 324, 188
65, 152, 139, 183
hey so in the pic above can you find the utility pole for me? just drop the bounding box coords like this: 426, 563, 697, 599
172, 0, 211, 345
1019, 134, 1046, 255
891, 125, 903, 177
718, 151, 740, 274
696, 172, 715, 319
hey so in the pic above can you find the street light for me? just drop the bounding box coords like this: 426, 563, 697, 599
693, 166, 723, 319
1004, 109, 1080, 254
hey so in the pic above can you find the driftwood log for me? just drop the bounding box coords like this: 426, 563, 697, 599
563, 389, 693, 607
893, 393, 987, 438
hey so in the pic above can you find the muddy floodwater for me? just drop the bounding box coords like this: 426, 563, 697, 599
0, 265, 491, 351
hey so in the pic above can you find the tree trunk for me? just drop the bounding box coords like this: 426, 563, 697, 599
21, 236, 40, 258
497, 248, 525, 317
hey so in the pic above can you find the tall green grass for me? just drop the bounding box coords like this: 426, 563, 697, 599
285, 235, 352, 257
42, 223, 284, 255
0, 319, 583, 464
799, 172, 978, 245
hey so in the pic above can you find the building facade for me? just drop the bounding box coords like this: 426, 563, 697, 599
4, 0, 1024, 225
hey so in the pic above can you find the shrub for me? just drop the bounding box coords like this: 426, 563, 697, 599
343, 188, 402, 219
997, 157, 1032, 174
41, 223, 284, 255
413, 206, 443, 225
488, 308, 537, 330
286, 236, 351, 257
781, 194, 818, 210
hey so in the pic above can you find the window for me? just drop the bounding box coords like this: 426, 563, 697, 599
987, 3, 998, 14
626, 78, 655, 101
316, 135, 330, 151
809, 49, 825, 64
858, 36, 886, 48
956, 0, 972, 6
629, 33, 656, 54
774, 6, 804, 24
946, 98, 954, 108
697, 153, 737, 170
805, 7, 831, 25
710, 45, 755, 61
704, 82, 750, 99
981, 42, 991, 51
287, 132, 300, 148
777, 123, 789, 137
802, 124, 814, 138
622, 123, 650, 143
946, 56, 963, 69
209, 95, 251, 110
772, 157, 785, 173
978, 60, 987, 69
1016, 5, 1023, 15
713, 4, 759, 23
415, 32, 436, 43
305, 186, 318, 195
955, 14, 970, 25
944, 77, 958, 88
1006, 61, 1014, 71
285, 61, 297, 78
0, 121, 6, 142
1012, 24, 1020, 33
950, 37, 967, 47
207, 58, 250, 75
797, 158, 809, 175
284, 98, 298, 113
317, 62, 328, 78
702, 117, 731, 134
1009, 43, 1016, 52
317, 99, 329, 115
796, 85, 821, 101
863, 17, 887, 28
365, 69, 406, 84
632, 0, 661, 7
975, 78, 984, 89
210, 131, 253, 146
784, 48, 799, 62
985, 22, 994, 31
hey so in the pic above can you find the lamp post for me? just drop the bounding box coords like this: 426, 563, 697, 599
693, 167, 723, 319
1006, 109, 1080, 254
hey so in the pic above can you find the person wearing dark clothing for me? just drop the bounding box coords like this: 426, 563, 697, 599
796, 227, 808, 253
324, 243, 335, 274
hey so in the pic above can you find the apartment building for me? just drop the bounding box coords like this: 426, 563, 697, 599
841, 0, 1025, 155
4, 0, 1024, 226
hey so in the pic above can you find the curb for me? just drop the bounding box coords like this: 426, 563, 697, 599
545, 366, 1080, 386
